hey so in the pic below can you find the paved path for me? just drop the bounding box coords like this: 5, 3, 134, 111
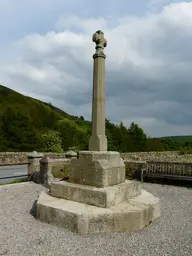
0, 165, 28, 183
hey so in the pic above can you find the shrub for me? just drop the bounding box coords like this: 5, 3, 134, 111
41, 130, 63, 153
178, 147, 192, 155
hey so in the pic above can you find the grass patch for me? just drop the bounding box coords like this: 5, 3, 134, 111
0, 177, 27, 186
52, 167, 70, 179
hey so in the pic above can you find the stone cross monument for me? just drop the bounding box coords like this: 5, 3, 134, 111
89, 30, 108, 151
36, 30, 160, 235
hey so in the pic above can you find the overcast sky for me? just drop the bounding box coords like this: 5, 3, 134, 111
1, 0, 192, 137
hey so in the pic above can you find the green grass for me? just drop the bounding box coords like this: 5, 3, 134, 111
52, 167, 70, 179
0, 177, 27, 186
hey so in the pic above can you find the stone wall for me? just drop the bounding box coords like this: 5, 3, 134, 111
0, 152, 28, 164
1, 151, 192, 165
1, 151, 191, 181
0, 152, 67, 164
120, 151, 192, 162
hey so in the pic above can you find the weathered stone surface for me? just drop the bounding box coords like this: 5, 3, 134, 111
36, 189, 160, 234
50, 180, 141, 208
38, 156, 54, 188
2, 151, 192, 165
89, 30, 108, 151
129, 189, 161, 222
36, 192, 89, 234
66, 150, 77, 158
27, 151, 44, 176
69, 151, 125, 187
27, 151, 43, 159
120, 151, 192, 162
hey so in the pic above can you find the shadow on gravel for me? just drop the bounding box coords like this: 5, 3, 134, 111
144, 177, 192, 188
30, 200, 37, 218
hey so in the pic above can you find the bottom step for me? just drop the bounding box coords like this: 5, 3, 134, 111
36, 189, 160, 234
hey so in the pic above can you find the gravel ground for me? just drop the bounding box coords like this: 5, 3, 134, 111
0, 182, 192, 256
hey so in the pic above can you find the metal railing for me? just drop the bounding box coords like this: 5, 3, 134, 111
0, 162, 29, 167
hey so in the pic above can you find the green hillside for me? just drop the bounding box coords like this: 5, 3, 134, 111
2, 84, 192, 153
159, 136, 192, 144
0, 85, 91, 151
0, 84, 148, 152
154, 136, 192, 153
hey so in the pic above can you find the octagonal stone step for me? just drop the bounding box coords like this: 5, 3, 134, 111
50, 180, 141, 208
36, 189, 160, 234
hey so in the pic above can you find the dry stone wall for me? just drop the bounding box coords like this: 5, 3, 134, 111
1, 151, 192, 165
0, 152, 28, 164
0, 152, 67, 165
121, 151, 192, 162
1, 151, 192, 181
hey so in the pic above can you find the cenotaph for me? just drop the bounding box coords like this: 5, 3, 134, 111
36, 30, 160, 234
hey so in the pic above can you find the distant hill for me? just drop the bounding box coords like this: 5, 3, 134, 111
149, 136, 192, 152
0, 84, 91, 151
2, 84, 191, 153
0, 84, 148, 153
158, 136, 192, 144
0, 84, 70, 118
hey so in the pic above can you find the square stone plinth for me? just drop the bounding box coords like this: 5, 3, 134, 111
69, 151, 125, 187
50, 180, 141, 208
36, 189, 160, 234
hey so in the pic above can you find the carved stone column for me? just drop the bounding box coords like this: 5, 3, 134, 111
89, 30, 108, 151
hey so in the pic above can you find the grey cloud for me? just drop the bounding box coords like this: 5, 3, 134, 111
1, 2, 192, 136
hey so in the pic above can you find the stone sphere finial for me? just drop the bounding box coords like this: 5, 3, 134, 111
92, 30, 107, 55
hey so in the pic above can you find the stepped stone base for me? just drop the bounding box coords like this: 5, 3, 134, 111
36, 189, 160, 234
36, 151, 160, 234
50, 180, 141, 208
